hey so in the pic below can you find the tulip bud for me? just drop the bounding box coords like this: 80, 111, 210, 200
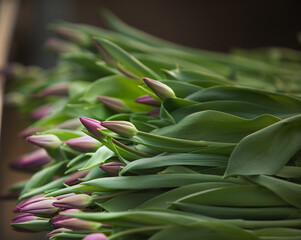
52, 194, 92, 209
10, 149, 51, 170
101, 121, 138, 138
147, 109, 160, 117
13, 194, 44, 213
26, 134, 61, 149
50, 208, 81, 225
63, 170, 90, 186
143, 78, 176, 100
99, 162, 126, 176
11, 213, 49, 232
19, 197, 59, 215
30, 104, 53, 120
83, 233, 108, 240
46, 228, 70, 238
135, 95, 161, 106
97, 96, 129, 113
41, 82, 70, 96
56, 118, 81, 130
65, 136, 101, 152
19, 127, 43, 139
79, 117, 105, 139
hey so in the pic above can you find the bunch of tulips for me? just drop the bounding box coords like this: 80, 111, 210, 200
3, 11, 301, 240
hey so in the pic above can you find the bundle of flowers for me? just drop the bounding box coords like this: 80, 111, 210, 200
4, 11, 301, 240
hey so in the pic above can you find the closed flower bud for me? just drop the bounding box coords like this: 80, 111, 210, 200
19, 197, 59, 215
46, 228, 70, 238
52, 194, 92, 209
99, 162, 126, 176
143, 78, 176, 100
26, 134, 61, 149
11, 213, 40, 232
10, 149, 51, 170
147, 109, 160, 117
30, 104, 53, 120
79, 117, 105, 139
83, 233, 108, 240
135, 95, 161, 106
64, 170, 90, 186
53, 217, 101, 231
14, 194, 44, 213
41, 82, 69, 96
65, 136, 101, 152
56, 118, 81, 130
101, 121, 138, 138
19, 127, 43, 138
50, 209, 81, 225
97, 96, 129, 113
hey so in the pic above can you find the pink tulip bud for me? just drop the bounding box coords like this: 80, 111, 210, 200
30, 104, 53, 120
143, 78, 175, 100
56, 118, 81, 130
135, 95, 161, 106
11, 213, 39, 232
41, 82, 70, 96
64, 170, 90, 186
52, 194, 92, 209
79, 117, 105, 139
101, 121, 138, 138
99, 162, 126, 176
18, 197, 59, 215
26, 134, 61, 149
147, 109, 160, 117
65, 136, 101, 152
10, 149, 51, 170
46, 228, 70, 238
83, 233, 108, 240
13, 194, 44, 213
19, 127, 43, 138
97, 96, 129, 113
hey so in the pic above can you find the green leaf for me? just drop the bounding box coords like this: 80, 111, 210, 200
225, 114, 301, 177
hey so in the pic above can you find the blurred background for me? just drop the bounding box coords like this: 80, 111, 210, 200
0, 0, 300, 239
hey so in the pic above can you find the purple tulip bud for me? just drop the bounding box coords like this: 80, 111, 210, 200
65, 136, 101, 152
135, 95, 161, 106
99, 162, 126, 176
50, 208, 81, 225
101, 121, 138, 138
52, 216, 101, 231
10, 149, 52, 170
26, 134, 61, 149
11, 213, 39, 232
52, 194, 92, 209
97, 96, 129, 113
41, 82, 70, 96
147, 109, 160, 117
30, 104, 53, 120
79, 117, 105, 139
46, 228, 70, 238
83, 233, 108, 240
56, 118, 81, 130
19, 197, 59, 215
19, 127, 43, 138
55, 193, 76, 200
13, 194, 44, 213
64, 170, 90, 186
143, 78, 176, 100
44, 38, 74, 54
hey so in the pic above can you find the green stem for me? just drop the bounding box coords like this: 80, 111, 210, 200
93, 190, 136, 200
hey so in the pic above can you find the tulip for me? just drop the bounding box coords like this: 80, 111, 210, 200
41, 82, 69, 96
18, 196, 59, 215
99, 162, 126, 176
52, 26, 89, 46
97, 96, 129, 113
56, 118, 81, 129
44, 38, 75, 54
46, 228, 70, 238
10, 149, 51, 170
65, 136, 101, 152
50, 209, 81, 225
135, 95, 161, 106
26, 134, 61, 149
63, 170, 90, 186
52, 194, 92, 209
11, 213, 39, 232
52, 216, 101, 231
147, 109, 160, 117
13, 194, 44, 213
79, 117, 105, 138
19, 127, 43, 138
83, 233, 108, 240
143, 78, 176, 100
30, 104, 53, 120
101, 121, 138, 138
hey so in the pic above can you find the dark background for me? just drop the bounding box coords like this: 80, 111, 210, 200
1, 0, 301, 239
